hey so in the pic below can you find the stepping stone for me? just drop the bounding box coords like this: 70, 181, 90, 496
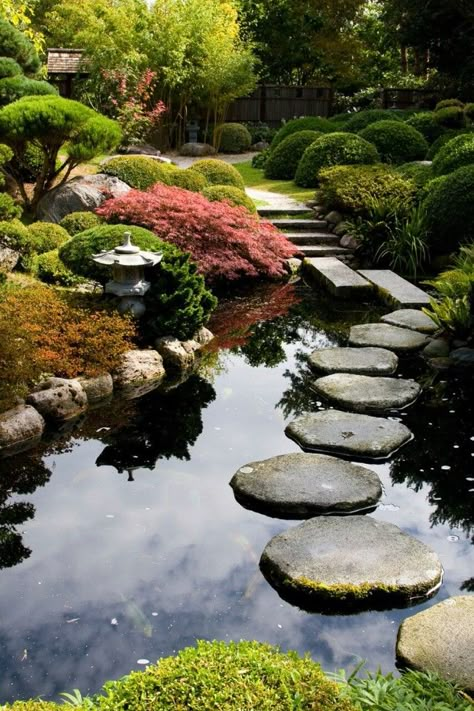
260, 516, 443, 612
381, 309, 438, 334
313, 373, 421, 412
285, 409, 412, 460
358, 269, 430, 308
303, 257, 373, 299
397, 596, 474, 693
230, 453, 382, 518
349, 323, 429, 352
309, 347, 398, 376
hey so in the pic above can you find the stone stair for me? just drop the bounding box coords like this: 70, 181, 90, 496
259, 208, 352, 258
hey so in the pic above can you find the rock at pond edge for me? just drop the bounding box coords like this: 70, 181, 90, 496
0, 405, 45, 457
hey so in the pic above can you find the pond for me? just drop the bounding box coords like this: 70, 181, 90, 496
0, 282, 472, 703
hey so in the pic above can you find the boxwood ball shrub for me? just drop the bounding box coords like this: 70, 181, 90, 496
425, 129, 472, 159
359, 120, 428, 164
59, 211, 103, 236
435, 98, 464, 110
27, 221, 70, 254
406, 112, 446, 144
103, 155, 176, 190
202, 184, 257, 213
422, 165, 474, 252
432, 133, 474, 176
295, 132, 379, 187
264, 130, 321, 180
271, 116, 334, 150
343, 108, 402, 133
213, 122, 252, 153
167, 167, 208, 192
191, 158, 245, 189
434, 106, 466, 129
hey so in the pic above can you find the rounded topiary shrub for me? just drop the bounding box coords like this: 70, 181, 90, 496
59, 211, 104, 236
344, 109, 402, 134
32, 249, 80, 286
28, 222, 70, 254
435, 98, 464, 111
0, 192, 21, 220
0, 218, 31, 255
396, 162, 433, 188
202, 184, 256, 213
0, 57, 22, 79
425, 130, 473, 160
465, 103, 474, 122
359, 120, 428, 164
214, 122, 252, 153
295, 132, 379, 187
422, 165, 474, 252
94, 640, 354, 711
434, 106, 466, 129
191, 159, 245, 189
0, 76, 58, 106
271, 116, 334, 150
167, 167, 208, 192
264, 130, 321, 180
103, 156, 176, 190
432, 133, 474, 176
406, 112, 445, 144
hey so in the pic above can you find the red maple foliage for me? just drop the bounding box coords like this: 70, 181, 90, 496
97, 184, 298, 285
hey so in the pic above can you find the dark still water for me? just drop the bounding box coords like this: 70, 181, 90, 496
0, 283, 472, 702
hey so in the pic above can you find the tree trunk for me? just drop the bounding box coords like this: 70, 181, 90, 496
400, 46, 408, 74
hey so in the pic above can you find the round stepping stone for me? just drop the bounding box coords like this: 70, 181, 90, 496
397, 596, 474, 693
230, 453, 382, 518
308, 347, 398, 376
260, 516, 442, 612
285, 409, 412, 460
313, 373, 421, 412
349, 323, 429, 352
381, 309, 438, 334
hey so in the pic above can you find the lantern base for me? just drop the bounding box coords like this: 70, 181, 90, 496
117, 296, 146, 318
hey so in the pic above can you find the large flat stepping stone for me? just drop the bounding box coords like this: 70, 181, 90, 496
358, 269, 430, 307
309, 347, 398, 376
303, 257, 373, 299
397, 596, 474, 693
285, 410, 412, 460
230, 453, 382, 518
349, 323, 429, 352
313, 373, 421, 412
381, 309, 438, 334
260, 516, 443, 612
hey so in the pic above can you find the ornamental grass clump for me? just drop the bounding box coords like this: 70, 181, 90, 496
264, 130, 321, 180
358, 121, 428, 164
295, 133, 379, 187
97, 183, 296, 285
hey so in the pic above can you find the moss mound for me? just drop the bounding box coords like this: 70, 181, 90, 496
295, 132, 379, 187
202, 184, 256, 213
422, 165, 474, 252
432, 133, 474, 176
359, 120, 428, 164
214, 122, 252, 153
103, 155, 176, 189
271, 116, 334, 150
264, 130, 321, 180
191, 159, 245, 189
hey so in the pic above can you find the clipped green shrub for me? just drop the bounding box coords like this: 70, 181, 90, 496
0, 192, 21, 220
264, 130, 321, 180
434, 106, 466, 129
295, 132, 379, 187
359, 120, 428, 164
465, 103, 474, 122
329, 112, 352, 124
28, 221, 70, 254
422, 165, 474, 252
202, 184, 256, 213
435, 98, 464, 110
344, 108, 402, 133
318, 164, 416, 215
59, 211, 104, 236
0, 218, 31, 255
0, 57, 22, 79
31, 249, 81, 286
0, 142, 13, 166
396, 162, 433, 188
168, 167, 208, 192
102, 156, 175, 190
432, 133, 474, 176
95, 640, 354, 711
252, 148, 270, 169
271, 116, 334, 150
406, 112, 445, 144
191, 158, 245, 189
214, 122, 252, 153
426, 130, 473, 160
0, 76, 58, 106
0, 18, 40, 74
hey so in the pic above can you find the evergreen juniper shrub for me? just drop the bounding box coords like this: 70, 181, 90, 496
264, 130, 321, 180
343, 108, 402, 133
358, 120, 429, 164
202, 184, 257, 213
432, 133, 474, 176
213, 122, 252, 153
422, 164, 474, 252
59, 211, 104, 236
190, 159, 245, 189
102, 155, 176, 190
270, 116, 334, 150
0, 76, 58, 106
0, 57, 22, 79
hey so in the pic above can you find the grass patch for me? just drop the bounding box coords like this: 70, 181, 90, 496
234, 160, 316, 202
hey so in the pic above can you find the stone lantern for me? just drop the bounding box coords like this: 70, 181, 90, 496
92, 231, 162, 318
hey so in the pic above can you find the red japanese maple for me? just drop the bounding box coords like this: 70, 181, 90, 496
97, 184, 298, 285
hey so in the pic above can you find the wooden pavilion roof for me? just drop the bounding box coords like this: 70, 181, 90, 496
47, 49, 89, 75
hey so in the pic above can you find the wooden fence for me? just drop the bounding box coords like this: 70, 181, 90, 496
381, 88, 438, 110
226, 85, 333, 126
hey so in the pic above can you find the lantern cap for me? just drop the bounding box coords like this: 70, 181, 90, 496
92, 231, 162, 267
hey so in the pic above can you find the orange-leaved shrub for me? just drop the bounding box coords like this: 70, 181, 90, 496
97, 184, 298, 286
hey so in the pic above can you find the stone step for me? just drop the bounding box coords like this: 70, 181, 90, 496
271, 218, 328, 231
358, 269, 430, 308
299, 245, 351, 257
303, 257, 373, 299
284, 232, 340, 246
258, 206, 312, 217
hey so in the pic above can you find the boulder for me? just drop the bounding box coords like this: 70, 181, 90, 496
113, 350, 165, 391
0, 245, 19, 272
396, 596, 474, 693
251, 141, 269, 152
285, 409, 412, 460
26, 378, 88, 421
313, 373, 421, 412
78, 373, 113, 404
119, 144, 161, 156
230, 452, 382, 518
325, 210, 343, 225
155, 337, 195, 371
349, 323, 429, 352
193, 327, 215, 347
333, 223, 347, 237
179, 143, 217, 157
450, 347, 474, 367
260, 515, 443, 612
36, 174, 131, 223
308, 346, 398, 376
340, 234, 359, 250
423, 338, 450, 358
0, 405, 45, 457
381, 309, 438, 334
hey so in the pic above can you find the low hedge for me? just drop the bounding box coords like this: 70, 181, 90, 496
432, 133, 474, 176
295, 132, 379, 187
202, 184, 256, 213
214, 122, 252, 153
422, 164, 474, 252
191, 159, 245, 189
59, 211, 104, 236
103, 156, 176, 190
434, 106, 466, 129
271, 116, 334, 150
167, 168, 208, 192
343, 108, 402, 133
359, 120, 428, 164
264, 130, 321, 179
406, 112, 445, 144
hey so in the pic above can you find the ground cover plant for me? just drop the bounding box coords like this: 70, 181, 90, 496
264, 130, 321, 180
234, 160, 315, 202
295, 133, 379, 187
97, 184, 296, 286
358, 121, 428, 164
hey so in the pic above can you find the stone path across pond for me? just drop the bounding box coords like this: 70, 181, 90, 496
308, 346, 398, 376
312, 373, 421, 413
349, 323, 430, 352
